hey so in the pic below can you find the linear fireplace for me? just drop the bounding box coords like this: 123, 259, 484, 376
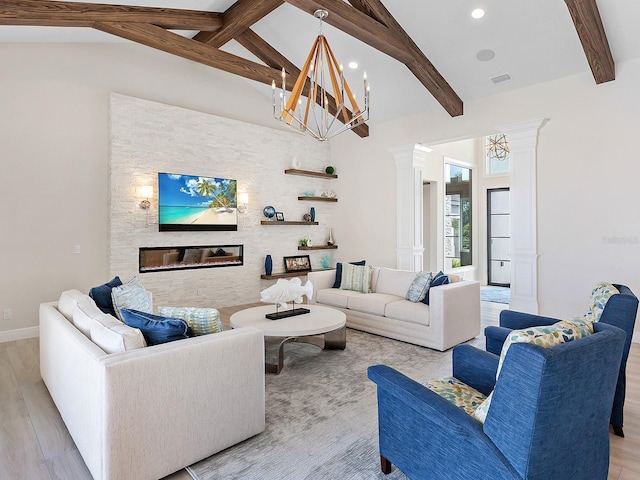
139, 245, 243, 273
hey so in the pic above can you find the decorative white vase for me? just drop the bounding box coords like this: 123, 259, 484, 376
327, 228, 335, 246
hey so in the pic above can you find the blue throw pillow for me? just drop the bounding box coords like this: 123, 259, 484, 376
422, 271, 450, 305
332, 260, 366, 288
89, 276, 122, 316
120, 309, 192, 345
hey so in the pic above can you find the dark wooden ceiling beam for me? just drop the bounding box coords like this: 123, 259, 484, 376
283, 0, 413, 64
93, 22, 282, 85
235, 28, 369, 137
194, 0, 283, 48
348, 0, 462, 116
0, 0, 223, 30
564, 0, 615, 84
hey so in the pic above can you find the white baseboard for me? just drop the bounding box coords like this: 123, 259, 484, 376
0, 326, 39, 343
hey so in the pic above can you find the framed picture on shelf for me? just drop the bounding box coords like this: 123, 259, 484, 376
283, 255, 311, 273
275, 212, 285, 221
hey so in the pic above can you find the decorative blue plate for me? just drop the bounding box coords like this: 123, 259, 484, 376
263, 206, 276, 218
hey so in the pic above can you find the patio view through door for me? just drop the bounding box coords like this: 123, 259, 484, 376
488, 188, 510, 286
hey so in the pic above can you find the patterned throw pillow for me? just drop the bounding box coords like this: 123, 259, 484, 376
111, 277, 152, 322
422, 271, 450, 305
426, 376, 487, 416
332, 260, 366, 288
340, 263, 373, 293
157, 306, 223, 336
406, 271, 433, 302
584, 282, 619, 321
473, 318, 594, 423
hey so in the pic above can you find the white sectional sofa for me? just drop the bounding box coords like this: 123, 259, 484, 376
40, 290, 265, 480
308, 267, 480, 351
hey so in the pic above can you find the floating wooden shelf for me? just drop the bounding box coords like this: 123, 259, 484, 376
260, 268, 333, 280
284, 168, 338, 179
298, 196, 338, 202
298, 245, 338, 251
261, 220, 319, 226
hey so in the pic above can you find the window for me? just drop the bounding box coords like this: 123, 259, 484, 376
445, 164, 472, 268
486, 133, 510, 175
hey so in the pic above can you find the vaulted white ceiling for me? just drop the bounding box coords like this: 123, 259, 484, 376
2, 1, 639, 128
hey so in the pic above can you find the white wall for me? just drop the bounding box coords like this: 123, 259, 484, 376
2, 41, 639, 339
109, 94, 331, 309
0, 43, 320, 337
331, 57, 640, 335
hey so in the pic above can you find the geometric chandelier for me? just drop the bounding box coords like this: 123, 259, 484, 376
486, 133, 510, 161
272, 9, 370, 142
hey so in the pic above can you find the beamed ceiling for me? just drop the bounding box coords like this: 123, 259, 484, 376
0, 0, 619, 138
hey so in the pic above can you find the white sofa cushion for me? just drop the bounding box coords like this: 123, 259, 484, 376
73, 300, 105, 337
385, 299, 431, 326
89, 312, 147, 353
374, 268, 417, 297
317, 289, 363, 309
58, 289, 93, 321
348, 293, 403, 316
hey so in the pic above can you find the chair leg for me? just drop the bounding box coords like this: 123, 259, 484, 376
612, 425, 624, 437
380, 455, 392, 474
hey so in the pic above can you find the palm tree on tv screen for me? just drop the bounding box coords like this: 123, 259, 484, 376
196, 178, 236, 209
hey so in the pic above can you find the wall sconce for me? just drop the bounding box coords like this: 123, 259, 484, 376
139, 185, 153, 228
238, 192, 249, 213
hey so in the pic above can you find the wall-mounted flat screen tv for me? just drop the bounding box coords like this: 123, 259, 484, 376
158, 172, 238, 231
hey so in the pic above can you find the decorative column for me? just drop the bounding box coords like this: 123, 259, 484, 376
499, 119, 547, 313
388, 144, 431, 271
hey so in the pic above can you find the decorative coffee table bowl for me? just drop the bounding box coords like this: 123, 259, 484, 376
230, 304, 346, 374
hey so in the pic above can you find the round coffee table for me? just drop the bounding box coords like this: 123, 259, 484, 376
230, 304, 346, 374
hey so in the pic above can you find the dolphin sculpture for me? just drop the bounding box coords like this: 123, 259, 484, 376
260, 278, 314, 309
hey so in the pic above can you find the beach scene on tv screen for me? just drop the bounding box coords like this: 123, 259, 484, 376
158, 173, 237, 226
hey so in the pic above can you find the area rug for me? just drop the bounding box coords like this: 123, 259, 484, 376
187, 329, 483, 479
480, 286, 511, 304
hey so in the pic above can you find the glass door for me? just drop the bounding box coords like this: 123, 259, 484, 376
487, 188, 510, 286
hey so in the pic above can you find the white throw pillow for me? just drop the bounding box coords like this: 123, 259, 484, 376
58, 289, 93, 321
72, 300, 104, 337
89, 313, 147, 353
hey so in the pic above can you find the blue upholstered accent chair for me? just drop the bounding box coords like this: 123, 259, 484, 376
368, 322, 625, 480
485, 283, 638, 437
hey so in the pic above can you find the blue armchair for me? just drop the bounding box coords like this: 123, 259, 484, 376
368, 322, 625, 480
485, 283, 638, 437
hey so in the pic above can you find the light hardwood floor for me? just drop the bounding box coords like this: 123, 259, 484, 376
1, 303, 638, 479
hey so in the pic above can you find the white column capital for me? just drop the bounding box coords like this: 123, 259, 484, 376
389, 144, 432, 168
498, 119, 548, 150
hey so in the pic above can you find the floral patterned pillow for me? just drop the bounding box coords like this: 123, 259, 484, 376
426, 376, 487, 416
584, 282, 619, 321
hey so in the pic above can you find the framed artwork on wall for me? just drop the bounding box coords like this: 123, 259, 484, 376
283, 255, 311, 273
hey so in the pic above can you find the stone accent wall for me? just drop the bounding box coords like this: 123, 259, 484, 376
109, 93, 334, 309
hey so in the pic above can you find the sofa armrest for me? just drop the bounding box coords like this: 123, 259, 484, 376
98, 327, 265, 480
428, 281, 481, 350
484, 326, 513, 355
307, 269, 337, 303
499, 310, 558, 329
453, 344, 499, 396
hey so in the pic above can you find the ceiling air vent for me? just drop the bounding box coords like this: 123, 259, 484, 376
491, 73, 512, 85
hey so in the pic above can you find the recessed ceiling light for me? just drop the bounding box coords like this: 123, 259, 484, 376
348, 61, 358, 69
476, 49, 495, 62
471, 8, 485, 19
